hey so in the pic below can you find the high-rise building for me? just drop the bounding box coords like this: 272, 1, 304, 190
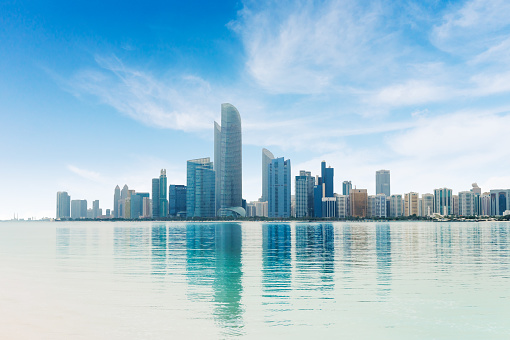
404, 192, 419, 216
372, 194, 387, 218
214, 103, 244, 217
113, 185, 120, 218
268, 157, 291, 218
159, 169, 168, 218
489, 189, 510, 216
261, 148, 275, 203
342, 181, 352, 196
350, 189, 368, 218
142, 197, 152, 218
313, 161, 334, 217
295, 170, 314, 218
56, 191, 71, 219
376, 170, 390, 196
480, 193, 491, 216
152, 178, 160, 218
322, 197, 337, 218
124, 197, 131, 219
459, 191, 476, 216
131, 193, 149, 219
389, 194, 403, 217
452, 195, 459, 215
169, 184, 187, 217
434, 188, 453, 215
335, 194, 349, 218
421, 193, 434, 217
187, 158, 216, 218
92, 200, 100, 219
121, 185, 129, 200
71, 199, 87, 219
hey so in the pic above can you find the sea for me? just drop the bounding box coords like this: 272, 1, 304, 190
0, 221, 509, 339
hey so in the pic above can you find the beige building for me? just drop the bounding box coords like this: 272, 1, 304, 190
350, 189, 368, 218
404, 192, 419, 216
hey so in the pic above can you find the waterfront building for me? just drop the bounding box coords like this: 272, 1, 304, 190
350, 189, 368, 218
152, 178, 160, 218
459, 191, 477, 216
335, 194, 349, 218
295, 170, 314, 218
268, 157, 291, 218
434, 188, 453, 215
71, 199, 87, 219
489, 189, 510, 216
404, 192, 419, 216
92, 200, 100, 219
313, 161, 334, 217
368, 195, 376, 217
389, 194, 403, 217
471, 183, 482, 195
374, 194, 387, 218
376, 170, 390, 196
261, 148, 274, 203
322, 197, 337, 218
342, 181, 352, 196
169, 184, 187, 217
142, 197, 152, 218
87, 208, 93, 219
245, 202, 257, 217
453, 195, 459, 215
124, 197, 131, 219
215, 103, 244, 217
56, 191, 71, 219
106, 209, 110, 217
159, 169, 168, 218
113, 185, 120, 218
480, 193, 491, 216
121, 185, 129, 200
131, 193, 149, 219
187, 158, 216, 218
255, 201, 268, 217
421, 193, 434, 217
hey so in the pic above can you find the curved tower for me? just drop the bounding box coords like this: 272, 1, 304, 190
216, 103, 244, 217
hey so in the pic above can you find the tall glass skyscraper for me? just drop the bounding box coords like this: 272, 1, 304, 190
159, 169, 168, 217
215, 103, 244, 217
56, 191, 71, 219
169, 184, 187, 216
261, 148, 274, 202
268, 157, 291, 218
342, 181, 352, 196
376, 170, 391, 196
113, 185, 120, 218
187, 158, 216, 218
152, 178, 160, 218
295, 170, 314, 218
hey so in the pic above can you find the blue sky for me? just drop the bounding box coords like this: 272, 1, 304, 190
1, 0, 510, 219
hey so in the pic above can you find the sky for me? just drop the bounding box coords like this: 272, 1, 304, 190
1, 0, 510, 220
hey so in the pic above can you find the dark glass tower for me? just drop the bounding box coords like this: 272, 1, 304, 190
159, 169, 168, 217
152, 178, 160, 218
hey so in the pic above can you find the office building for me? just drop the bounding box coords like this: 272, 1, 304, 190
421, 193, 434, 217
124, 197, 131, 219
92, 200, 100, 219
373, 194, 387, 218
130, 193, 149, 219
350, 189, 368, 218
313, 161, 334, 217
471, 183, 482, 195
295, 170, 314, 218
459, 191, 477, 216
56, 191, 71, 219
113, 185, 120, 218
261, 148, 274, 203
342, 181, 352, 196
335, 194, 349, 218
187, 158, 216, 218
142, 197, 152, 218
71, 199, 87, 219
480, 193, 491, 216
434, 188, 453, 215
152, 178, 160, 218
268, 157, 291, 218
404, 192, 419, 216
322, 197, 337, 218
389, 194, 403, 217
376, 170, 390, 196
159, 169, 168, 218
452, 195, 459, 215
169, 185, 187, 217
489, 189, 510, 216
215, 103, 244, 217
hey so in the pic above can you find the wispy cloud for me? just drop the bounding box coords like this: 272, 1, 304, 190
67, 165, 104, 183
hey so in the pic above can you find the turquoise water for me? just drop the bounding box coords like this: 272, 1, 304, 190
0, 221, 509, 339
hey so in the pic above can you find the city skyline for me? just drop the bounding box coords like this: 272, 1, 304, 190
2, 1, 510, 219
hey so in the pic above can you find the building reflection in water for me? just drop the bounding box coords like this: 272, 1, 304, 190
151, 224, 167, 276
56, 227, 71, 259
295, 224, 335, 290
186, 223, 244, 336
375, 224, 392, 297
262, 224, 291, 313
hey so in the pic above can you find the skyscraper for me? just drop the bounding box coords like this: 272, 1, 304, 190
376, 170, 391, 196
459, 191, 477, 216
313, 161, 334, 217
268, 157, 291, 218
404, 192, 419, 216
169, 184, 187, 217
389, 194, 403, 217
421, 193, 434, 217
295, 170, 314, 218
434, 188, 453, 215
159, 169, 168, 218
215, 103, 244, 217
187, 158, 216, 218
71, 199, 87, 219
261, 148, 275, 202
152, 178, 160, 218
489, 189, 510, 216
342, 181, 352, 196
131, 193, 149, 219
56, 191, 70, 219
113, 185, 120, 218
92, 200, 100, 219
350, 189, 368, 218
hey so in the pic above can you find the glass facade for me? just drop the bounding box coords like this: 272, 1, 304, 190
187, 158, 216, 218
295, 170, 314, 218
434, 188, 453, 215
56, 191, 71, 219
169, 184, 187, 216
268, 157, 291, 218
342, 181, 352, 196
261, 148, 274, 203
113, 185, 120, 218
159, 169, 168, 218
376, 170, 391, 197
152, 178, 160, 218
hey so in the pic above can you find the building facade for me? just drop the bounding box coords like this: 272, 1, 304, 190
490, 189, 510, 216
295, 170, 314, 218
169, 184, 187, 217
389, 194, 403, 217
350, 189, 368, 218
113, 185, 120, 218
56, 191, 71, 219
159, 169, 168, 218
187, 158, 216, 218
268, 157, 291, 218
335, 194, 349, 218
342, 181, 352, 196
376, 170, 390, 196
404, 192, 419, 216
434, 188, 453, 215
421, 194, 434, 217
152, 178, 160, 218
261, 148, 274, 203
71, 199, 87, 219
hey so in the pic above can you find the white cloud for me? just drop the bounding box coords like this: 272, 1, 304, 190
67, 165, 104, 183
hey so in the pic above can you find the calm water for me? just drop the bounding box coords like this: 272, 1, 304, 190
0, 221, 509, 339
